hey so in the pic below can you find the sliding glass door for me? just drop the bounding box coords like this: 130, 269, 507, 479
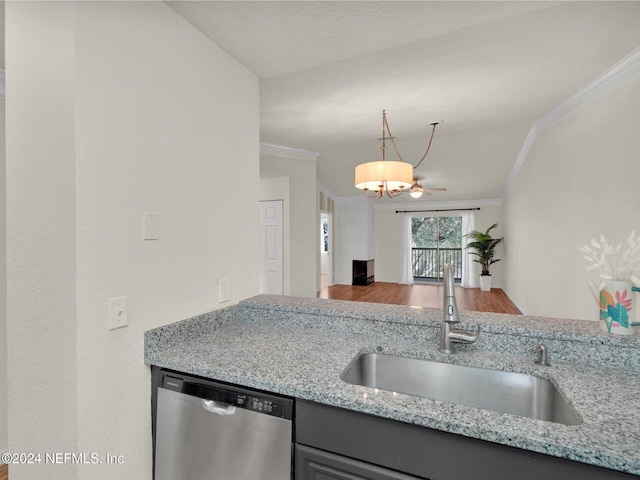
411, 216, 462, 283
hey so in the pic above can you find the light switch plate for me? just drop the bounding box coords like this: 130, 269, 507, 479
109, 297, 128, 330
143, 211, 159, 240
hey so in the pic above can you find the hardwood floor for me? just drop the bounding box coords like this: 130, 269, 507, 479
0, 463, 7, 480
318, 279, 522, 315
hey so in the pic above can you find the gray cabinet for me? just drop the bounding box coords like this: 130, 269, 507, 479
295, 400, 636, 480
296, 444, 423, 480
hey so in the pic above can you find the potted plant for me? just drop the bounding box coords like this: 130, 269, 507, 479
465, 223, 503, 291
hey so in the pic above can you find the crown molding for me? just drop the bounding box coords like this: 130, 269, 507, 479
502, 126, 537, 199
260, 142, 319, 161
317, 183, 372, 203
0, 69, 5, 99
332, 195, 503, 208
316, 182, 338, 201
538, 46, 640, 132
503, 45, 640, 198
332, 194, 374, 204
374, 198, 502, 211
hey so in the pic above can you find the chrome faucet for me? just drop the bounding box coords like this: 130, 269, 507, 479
439, 263, 480, 354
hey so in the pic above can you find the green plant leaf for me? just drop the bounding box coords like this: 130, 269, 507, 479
464, 223, 503, 275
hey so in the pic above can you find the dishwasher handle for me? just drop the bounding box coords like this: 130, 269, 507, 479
201, 399, 237, 416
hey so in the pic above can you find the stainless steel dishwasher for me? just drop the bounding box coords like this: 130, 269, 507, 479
152, 367, 293, 480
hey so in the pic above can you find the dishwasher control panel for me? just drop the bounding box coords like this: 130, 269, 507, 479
161, 374, 287, 418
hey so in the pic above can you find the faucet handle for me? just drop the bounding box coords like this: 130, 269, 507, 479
449, 324, 481, 344
531, 343, 550, 366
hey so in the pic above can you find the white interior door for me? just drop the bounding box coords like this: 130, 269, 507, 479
259, 200, 283, 295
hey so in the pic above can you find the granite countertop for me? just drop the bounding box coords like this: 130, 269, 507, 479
145, 295, 640, 476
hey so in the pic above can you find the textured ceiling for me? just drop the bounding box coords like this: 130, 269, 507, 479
167, 1, 557, 79
168, 1, 640, 201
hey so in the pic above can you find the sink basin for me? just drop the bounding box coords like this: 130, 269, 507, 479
341, 353, 581, 425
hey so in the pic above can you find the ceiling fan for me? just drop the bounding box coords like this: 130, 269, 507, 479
409, 177, 447, 198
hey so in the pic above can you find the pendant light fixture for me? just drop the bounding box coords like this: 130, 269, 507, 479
355, 110, 440, 198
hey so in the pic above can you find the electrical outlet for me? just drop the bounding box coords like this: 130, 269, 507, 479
109, 297, 128, 330
219, 278, 230, 303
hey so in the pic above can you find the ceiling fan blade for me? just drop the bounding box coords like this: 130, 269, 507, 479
423, 187, 447, 191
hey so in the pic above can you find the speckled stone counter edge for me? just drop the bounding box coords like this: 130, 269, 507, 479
236, 295, 640, 367
144, 294, 640, 369
241, 294, 640, 347
144, 305, 237, 358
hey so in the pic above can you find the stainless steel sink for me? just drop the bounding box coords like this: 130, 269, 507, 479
341, 353, 581, 425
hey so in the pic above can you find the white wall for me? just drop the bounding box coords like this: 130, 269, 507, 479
503, 78, 640, 320
7, 5, 79, 479
374, 203, 504, 286
261, 154, 317, 297
0, 99, 6, 454
259, 177, 291, 295
7, 3, 259, 480
373, 208, 401, 283
334, 200, 375, 285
